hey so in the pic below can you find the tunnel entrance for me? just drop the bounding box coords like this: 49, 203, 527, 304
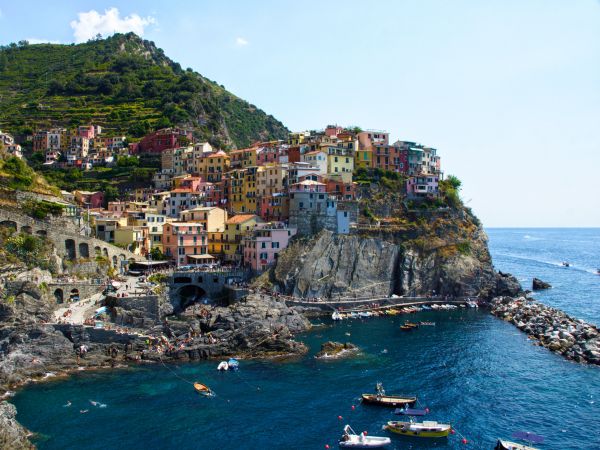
177, 285, 207, 311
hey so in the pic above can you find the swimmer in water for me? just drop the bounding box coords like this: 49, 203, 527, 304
63, 401, 71, 407
80, 409, 89, 414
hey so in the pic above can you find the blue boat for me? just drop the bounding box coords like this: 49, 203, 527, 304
227, 358, 239, 371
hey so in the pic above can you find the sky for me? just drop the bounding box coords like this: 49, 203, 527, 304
0, 0, 599, 227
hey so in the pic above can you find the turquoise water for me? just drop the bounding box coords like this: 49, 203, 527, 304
10, 229, 600, 449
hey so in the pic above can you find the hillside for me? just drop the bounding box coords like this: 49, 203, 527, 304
0, 33, 288, 148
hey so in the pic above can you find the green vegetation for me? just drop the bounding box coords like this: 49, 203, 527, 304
439, 174, 462, 208
354, 167, 406, 187
0, 34, 288, 148
22, 199, 65, 219
0, 155, 60, 195
1, 229, 56, 271
148, 272, 168, 284
149, 247, 167, 261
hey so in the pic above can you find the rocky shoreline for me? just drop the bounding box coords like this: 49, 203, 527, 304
490, 296, 600, 365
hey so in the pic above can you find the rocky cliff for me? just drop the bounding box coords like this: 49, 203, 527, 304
271, 208, 520, 300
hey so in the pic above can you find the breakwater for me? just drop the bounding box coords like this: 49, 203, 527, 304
490, 296, 600, 365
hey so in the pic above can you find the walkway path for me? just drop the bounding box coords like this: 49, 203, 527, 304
53, 292, 103, 325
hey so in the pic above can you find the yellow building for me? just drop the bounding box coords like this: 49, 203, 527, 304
228, 169, 246, 214
326, 149, 354, 183
230, 147, 257, 169
355, 148, 372, 169
242, 166, 258, 214
223, 214, 263, 261
179, 206, 227, 232
114, 226, 149, 256
256, 164, 287, 197
208, 231, 224, 255
195, 150, 230, 182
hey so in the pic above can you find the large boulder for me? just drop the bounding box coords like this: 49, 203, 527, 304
315, 341, 358, 359
532, 278, 551, 290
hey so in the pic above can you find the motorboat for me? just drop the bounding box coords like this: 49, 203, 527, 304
217, 361, 229, 371
494, 439, 539, 450
332, 311, 342, 321
403, 322, 419, 328
383, 420, 451, 438
358, 311, 372, 318
419, 321, 435, 326
193, 382, 213, 397
339, 425, 391, 448
495, 431, 543, 450
227, 358, 239, 371
561, 261, 570, 267
361, 383, 416, 408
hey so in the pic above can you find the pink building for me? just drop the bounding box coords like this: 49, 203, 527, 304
74, 190, 105, 209
406, 174, 440, 199
78, 125, 96, 139
108, 201, 127, 216
162, 222, 209, 266
325, 125, 343, 137
242, 224, 296, 271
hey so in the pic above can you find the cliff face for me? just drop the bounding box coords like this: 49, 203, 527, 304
272, 209, 520, 299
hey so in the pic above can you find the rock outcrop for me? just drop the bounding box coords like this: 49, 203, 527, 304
490, 296, 600, 365
315, 341, 358, 359
0, 401, 34, 450
532, 278, 551, 290
272, 220, 521, 300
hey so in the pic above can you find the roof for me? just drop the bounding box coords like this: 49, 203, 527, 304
226, 214, 258, 224
170, 188, 194, 193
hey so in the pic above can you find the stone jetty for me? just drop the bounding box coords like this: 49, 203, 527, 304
490, 296, 600, 365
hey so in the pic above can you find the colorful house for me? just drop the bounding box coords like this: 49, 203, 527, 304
223, 214, 263, 262
242, 224, 297, 271
162, 222, 209, 266
179, 206, 227, 232
406, 174, 440, 199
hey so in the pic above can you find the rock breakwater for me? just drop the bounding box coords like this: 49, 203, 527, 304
490, 296, 600, 365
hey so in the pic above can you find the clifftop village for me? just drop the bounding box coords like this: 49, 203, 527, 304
1, 125, 443, 271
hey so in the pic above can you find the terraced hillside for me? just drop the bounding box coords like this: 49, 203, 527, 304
0, 33, 288, 148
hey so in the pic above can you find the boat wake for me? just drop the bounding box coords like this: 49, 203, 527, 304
496, 253, 598, 275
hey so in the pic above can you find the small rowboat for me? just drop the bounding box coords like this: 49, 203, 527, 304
495, 431, 544, 450
419, 321, 435, 326
217, 361, 229, 371
339, 425, 391, 448
361, 394, 416, 407
404, 322, 419, 328
193, 382, 213, 397
383, 420, 451, 438
400, 325, 414, 331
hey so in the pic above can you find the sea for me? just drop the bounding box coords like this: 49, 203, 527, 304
9, 228, 600, 450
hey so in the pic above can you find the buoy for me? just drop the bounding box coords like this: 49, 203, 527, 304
450, 429, 456, 434
338, 415, 343, 420
351, 405, 356, 410
425, 407, 430, 413
363, 431, 368, 435
325, 445, 330, 449
462, 438, 468, 444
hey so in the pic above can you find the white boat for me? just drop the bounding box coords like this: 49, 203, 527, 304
339, 425, 391, 448
332, 311, 342, 321
358, 311, 372, 318
217, 361, 229, 371
495, 439, 539, 450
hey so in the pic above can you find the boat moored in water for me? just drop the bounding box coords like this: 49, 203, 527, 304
361, 383, 416, 407
339, 425, 391, 448
332, 311, 342, 321
193, 382, 213, 396
227, 358, 239, 371
383, 420, 451, 438
217, 361, 228, 371
494, 439, 539, 450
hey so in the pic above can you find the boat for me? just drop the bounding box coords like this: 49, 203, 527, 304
361, 383, 416, 407
193, 382, 213, 396
332, 311, 342, 321
350, 312, 359, 319
562, 261, 570, 267
339, 425, 391, 448
358, 311, 372, 318
494, 439, 539, 450
385, 309, 398, 316
383, 420, 451, 438
227, 358, 239, 371
404, 322, 419, 328
400, 325, 414, 331
419, 321, 435, 326
217, 361, 229, 371
495, 431, 544, 450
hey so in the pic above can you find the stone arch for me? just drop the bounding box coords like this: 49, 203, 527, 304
112, 255, 118, 267
69, 288, 79, 301
94, 246, 101, 256
21, 225, 32, 234
65, 239, 76, 259
0, 220, 17, 232
177, 285, 207, 310
54, 288, 64, 304
102, 248, 109, 258
79, 242, 90, 258
36, 230, 47, 237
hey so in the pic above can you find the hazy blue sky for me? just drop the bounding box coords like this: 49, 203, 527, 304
1, 1, 599, 227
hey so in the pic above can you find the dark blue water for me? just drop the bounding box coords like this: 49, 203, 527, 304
10, 229, 600, 450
